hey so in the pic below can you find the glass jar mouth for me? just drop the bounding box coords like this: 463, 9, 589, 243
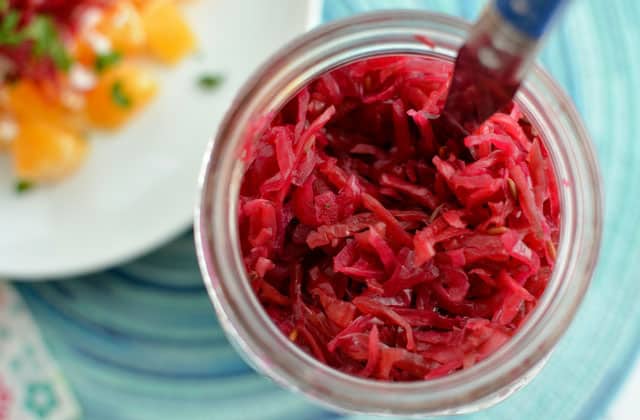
195, 10, 603, 416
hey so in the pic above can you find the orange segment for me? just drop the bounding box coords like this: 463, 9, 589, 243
133, 0, 187, 7
12, 121, 87, 181
72, 2, 146, 66
86, 63, 157, 128
70, 38, 96, 67
131, 0, 151, 8
97, 2, 146, 55
141, 0, 196, 64
8, 81, 70, 127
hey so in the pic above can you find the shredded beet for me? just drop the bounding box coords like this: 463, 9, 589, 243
238, 55, 560, 381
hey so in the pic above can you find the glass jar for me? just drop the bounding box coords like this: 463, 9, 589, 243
194, 11, 602, 416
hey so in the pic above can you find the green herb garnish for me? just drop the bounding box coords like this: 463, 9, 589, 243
95, 51, 122, 73
0, 10, 72, 71
0, 10, 22, 45
198, 73, 223, 90
111, 80, 132, 108
15, 180, 33, 194
23, 16, 72, 70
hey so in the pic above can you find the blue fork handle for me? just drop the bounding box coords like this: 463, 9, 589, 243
494, 0, 569, 38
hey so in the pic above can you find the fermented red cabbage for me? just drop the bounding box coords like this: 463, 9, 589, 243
238, 55, 560, 381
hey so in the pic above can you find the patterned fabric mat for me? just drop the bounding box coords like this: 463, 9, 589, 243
11, 0, 640, 419
0, 284, 80, 420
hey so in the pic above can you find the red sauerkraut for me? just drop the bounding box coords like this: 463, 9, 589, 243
237, 55, 560, 381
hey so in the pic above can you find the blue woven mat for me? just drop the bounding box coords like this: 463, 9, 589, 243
15, 1, 640, 419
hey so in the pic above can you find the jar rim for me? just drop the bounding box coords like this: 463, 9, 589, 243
195, 10, 603, 416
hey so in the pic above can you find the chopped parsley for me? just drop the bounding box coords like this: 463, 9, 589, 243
0, 8, 72, 71
95, 51, 122, 73
198, 73, 223, 90
15, 179, 33, 193
111, 80, 132, 108
0, 10, 22, 45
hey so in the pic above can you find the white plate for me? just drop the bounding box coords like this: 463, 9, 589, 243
1, 0, 322, 280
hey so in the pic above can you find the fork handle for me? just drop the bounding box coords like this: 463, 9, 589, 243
494, 0, 569, 38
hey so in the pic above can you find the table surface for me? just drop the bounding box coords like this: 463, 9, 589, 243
609, 360, 640, 419
14, 1, 640, 419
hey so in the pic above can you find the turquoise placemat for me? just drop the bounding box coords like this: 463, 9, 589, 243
15, 1, 640, 419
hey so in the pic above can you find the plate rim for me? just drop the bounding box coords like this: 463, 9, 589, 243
5, 0, 322, 282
